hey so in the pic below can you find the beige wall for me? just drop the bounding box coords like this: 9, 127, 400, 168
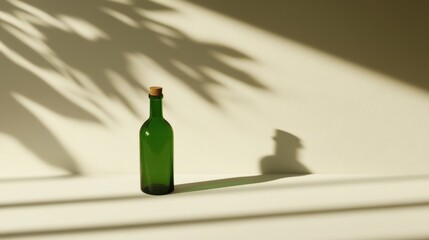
1, 0, 429, 177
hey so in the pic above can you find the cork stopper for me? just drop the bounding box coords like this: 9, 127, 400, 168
149, 86, 163, 96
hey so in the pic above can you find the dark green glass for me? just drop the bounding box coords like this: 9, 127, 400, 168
139, 92, 174, 195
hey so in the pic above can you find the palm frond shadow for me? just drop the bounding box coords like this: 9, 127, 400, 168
0, 0, 266, 174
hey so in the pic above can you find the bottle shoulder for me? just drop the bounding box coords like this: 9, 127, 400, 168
163, 119, 173, 129
140, 118, 173, 133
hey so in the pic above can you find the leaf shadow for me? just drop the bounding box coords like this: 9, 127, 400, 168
0, 0, 266, 174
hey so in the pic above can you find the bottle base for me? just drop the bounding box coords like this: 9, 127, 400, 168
142, 184, 174, 195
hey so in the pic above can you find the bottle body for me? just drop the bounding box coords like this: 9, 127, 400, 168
140, 94, 174, 195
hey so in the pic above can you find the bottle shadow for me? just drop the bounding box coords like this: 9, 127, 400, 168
174, 129, 310, 193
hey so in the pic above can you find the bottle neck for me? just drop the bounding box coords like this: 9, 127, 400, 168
149, 96, 163, 118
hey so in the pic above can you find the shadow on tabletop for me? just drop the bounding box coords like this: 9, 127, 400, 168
2, 173, 429, 209
1, 199, 429, 238
0, 174, 77, 183
174, 129, 310, 193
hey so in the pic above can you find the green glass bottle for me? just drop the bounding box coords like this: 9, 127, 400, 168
140, 86, 174, 195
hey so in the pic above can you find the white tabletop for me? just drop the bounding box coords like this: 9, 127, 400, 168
1, 173, 429, 240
